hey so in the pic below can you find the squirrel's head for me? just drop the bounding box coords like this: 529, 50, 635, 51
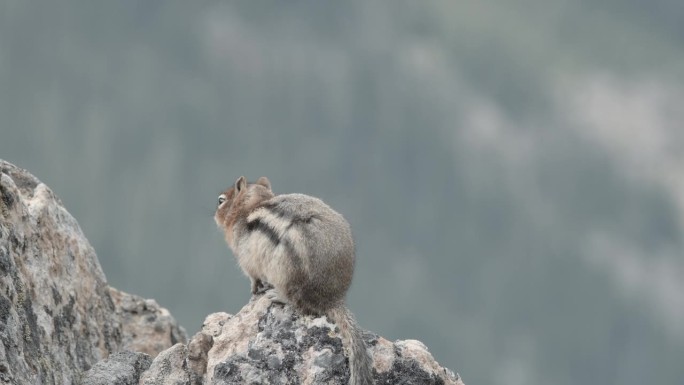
214, 176, 274, 243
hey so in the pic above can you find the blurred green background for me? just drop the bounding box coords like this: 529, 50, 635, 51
2, 1, 684, 384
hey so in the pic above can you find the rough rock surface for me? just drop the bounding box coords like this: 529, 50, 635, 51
109, 287, 187, 357
196, 295, 464, 385
81, 351, 152, 385
132, 295, 464, 384
0, 159, 463, 384
139, 343, 196, 385
82, 295, 464, 385
0, 160, 186, 384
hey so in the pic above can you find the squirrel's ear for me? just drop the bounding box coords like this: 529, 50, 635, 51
235, 176, 247, 192
256, 177, 271, 190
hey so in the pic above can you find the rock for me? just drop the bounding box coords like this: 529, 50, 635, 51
139, 343, 193, 385
125, 296, 464, 384
81, 351, 152, 385
0, 159, 463, 384
192, 295, 464, 385
110, 287, 187, 357
187, 329, 214, 381
0, 160, 185, 384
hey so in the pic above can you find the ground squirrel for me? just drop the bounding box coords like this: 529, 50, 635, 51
215, 176, 373, 385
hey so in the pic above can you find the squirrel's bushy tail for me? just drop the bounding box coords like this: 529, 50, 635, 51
327, 305, 374, 385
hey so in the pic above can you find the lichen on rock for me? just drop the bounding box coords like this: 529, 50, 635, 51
185, 295, 464, 385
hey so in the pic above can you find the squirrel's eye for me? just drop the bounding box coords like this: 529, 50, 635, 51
218, 194, 227, 206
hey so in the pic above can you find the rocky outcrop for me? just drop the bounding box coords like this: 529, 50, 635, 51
0, 160, 185, 384
0, 159, 463, 384
83, 295, 464, 384
109, 288, 187, 357
190, 296, 463, 384
81, 351, 153, 385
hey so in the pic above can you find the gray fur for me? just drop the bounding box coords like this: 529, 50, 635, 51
216, 180, 373, 385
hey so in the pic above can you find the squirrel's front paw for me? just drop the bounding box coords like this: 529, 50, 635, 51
263, 288, 286, 306
252, 279, 274, 295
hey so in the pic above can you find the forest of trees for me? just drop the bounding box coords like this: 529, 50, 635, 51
2, 1, 684, 384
